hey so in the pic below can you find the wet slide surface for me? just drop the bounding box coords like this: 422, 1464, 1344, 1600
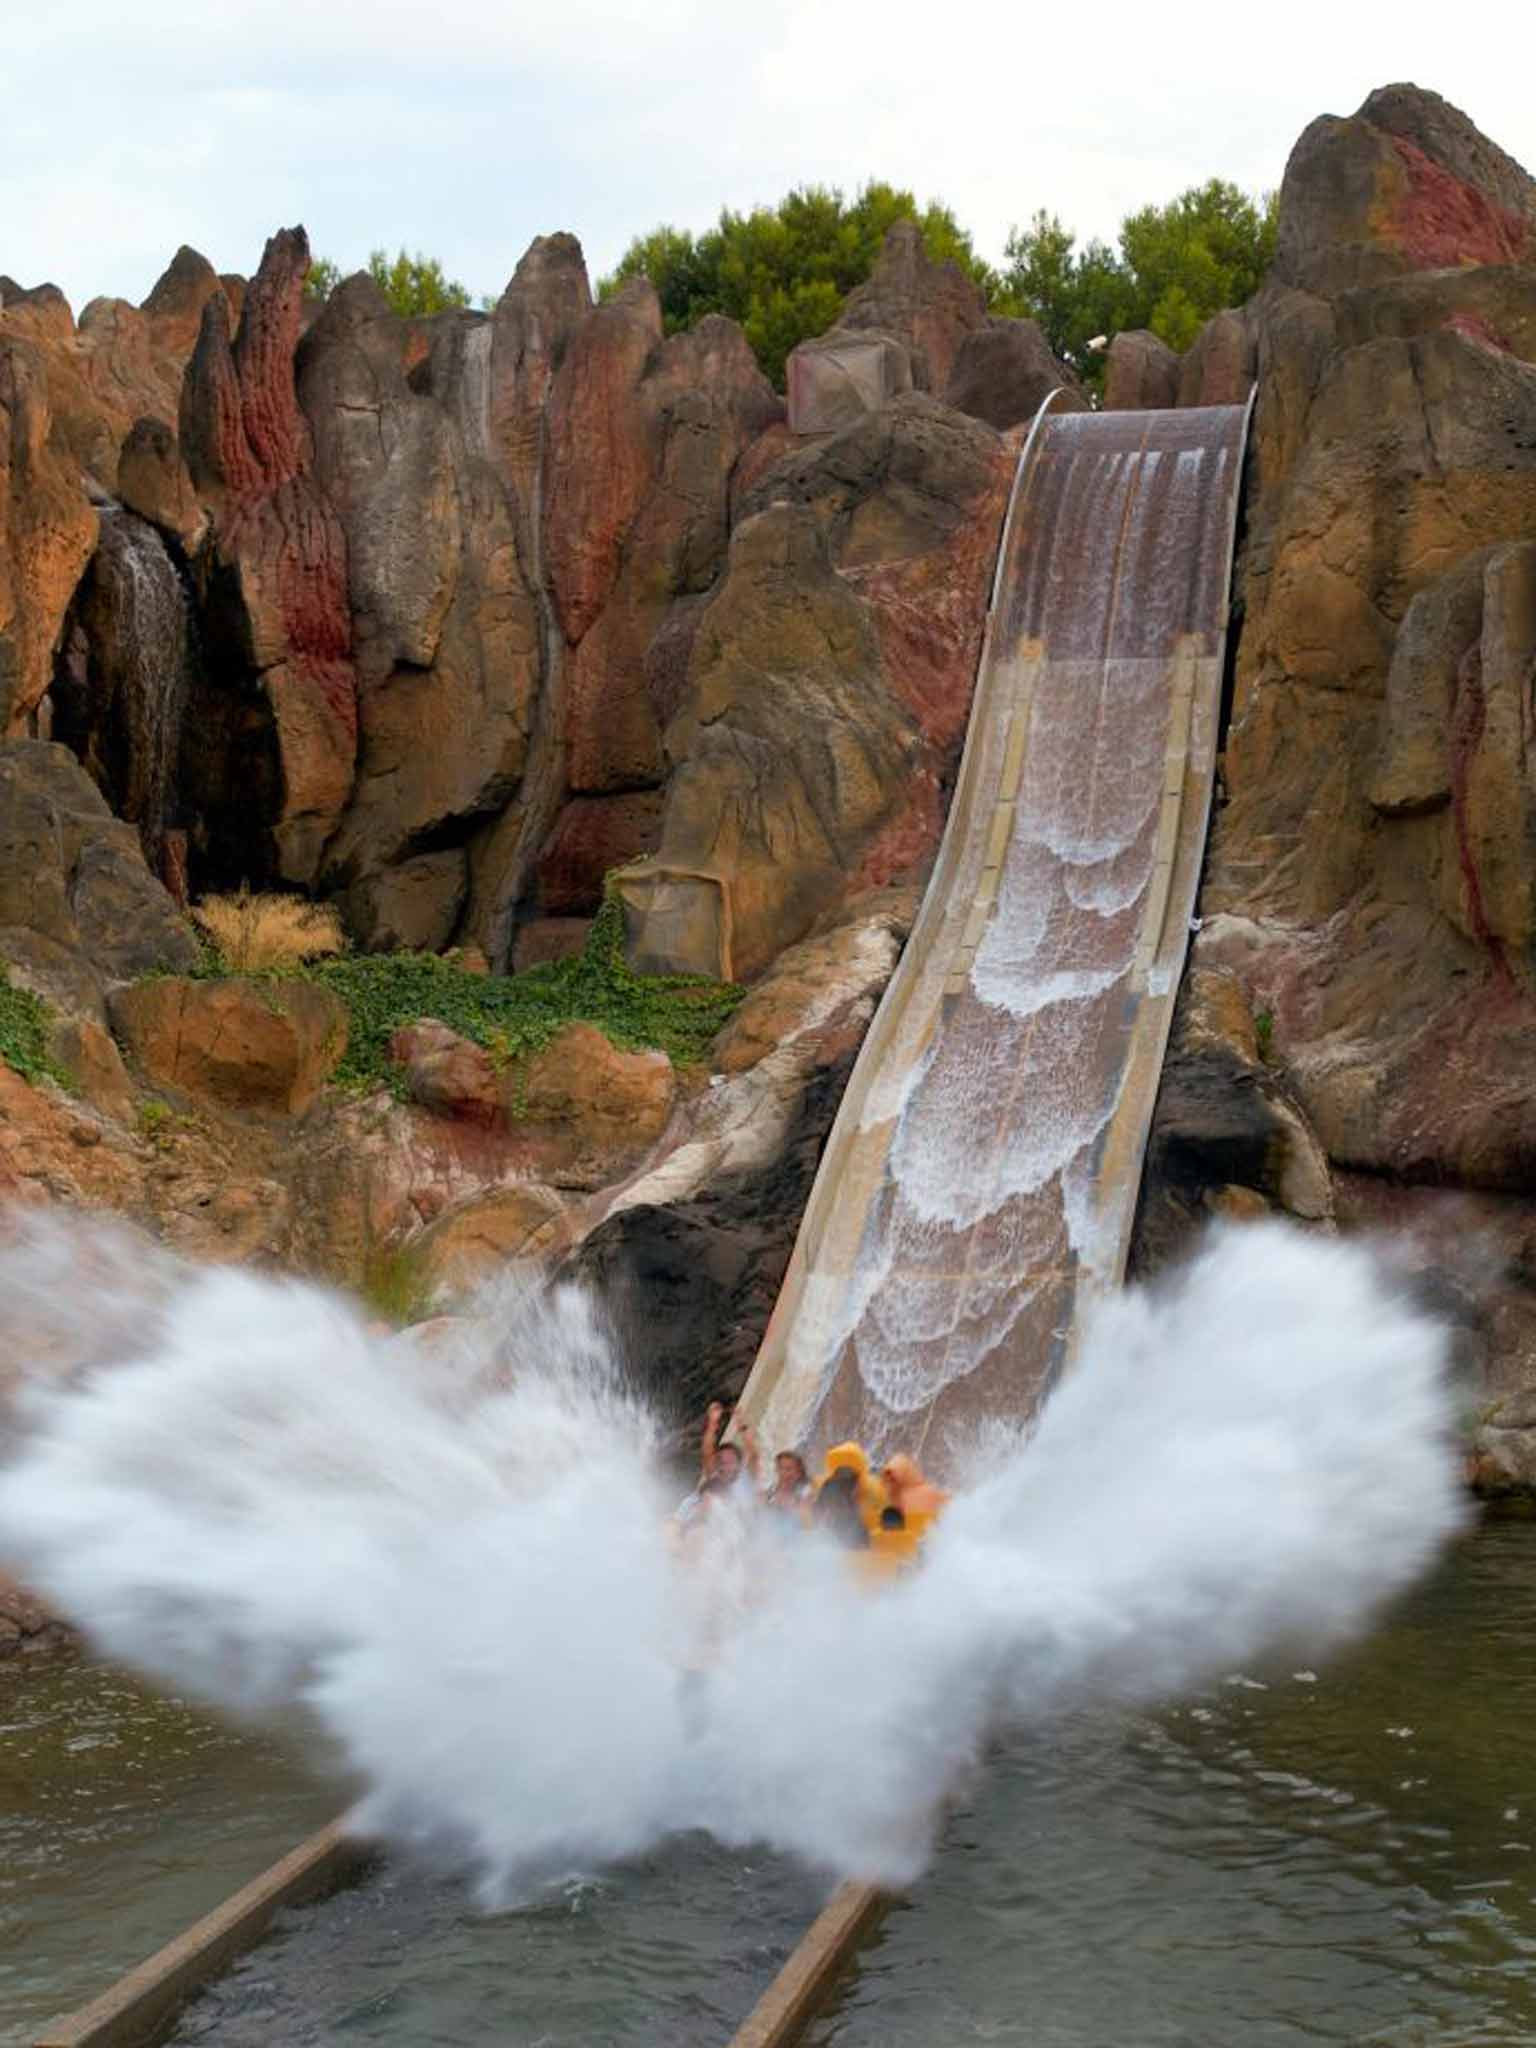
744, 396, 1251, 1476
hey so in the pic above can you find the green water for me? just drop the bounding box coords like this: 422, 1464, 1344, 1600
0, 1656, 333, 2044
7, 1520, 1534, 2047
813, 1515, 1536, 2047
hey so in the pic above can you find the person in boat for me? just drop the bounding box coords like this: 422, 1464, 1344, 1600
764, 1450, 814, 1516
810, 1466, 871, 1549
880, 1452, 949, 1529
700, 1400, 760, 1490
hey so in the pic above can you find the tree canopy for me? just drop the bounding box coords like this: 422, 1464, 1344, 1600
304, 247, 472, 319
995, 181, 1278, 370
604, 175, 1276, 391
599, 182, 995, 389
303, 177, 1275, 389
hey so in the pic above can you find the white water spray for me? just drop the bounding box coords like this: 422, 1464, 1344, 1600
0, 1215, 1466, 1896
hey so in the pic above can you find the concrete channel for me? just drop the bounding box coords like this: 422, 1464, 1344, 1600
38, 386, 1251, 2048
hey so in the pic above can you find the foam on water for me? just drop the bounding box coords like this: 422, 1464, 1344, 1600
0, 1215, 1467, 1897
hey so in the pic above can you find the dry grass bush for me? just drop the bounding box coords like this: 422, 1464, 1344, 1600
192, 890, 344, 973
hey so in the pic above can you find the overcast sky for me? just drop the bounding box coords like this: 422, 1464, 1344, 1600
5, 1, 1532, 313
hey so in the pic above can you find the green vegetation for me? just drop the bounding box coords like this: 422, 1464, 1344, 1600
996, 181, 1278, 377
600, 181, 994, 389
304, 247, 472, 318
189, 891, 743, 1097
1254, 1007, 1275, 1063
358, 1241, 433, 1325
607, 174, 1275, 392
0, 966, 67, 1089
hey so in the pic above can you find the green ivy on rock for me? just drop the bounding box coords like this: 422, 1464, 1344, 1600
186, 892, 745, 1097
0, 965, 67, 1089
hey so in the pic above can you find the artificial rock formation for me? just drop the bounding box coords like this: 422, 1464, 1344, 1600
180, 227, 357, 886
1162, 83, 1536, 1481
11, 86, 1536, 1510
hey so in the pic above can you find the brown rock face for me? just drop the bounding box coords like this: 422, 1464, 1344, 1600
619, 391, 1008, 979
512, 1022, 675, 1189
1177, 309, 1256, 406
839, 221, 987, 393
1274, 85, 1535, 298
413, 1181, 568, 1294
0, 740, 197, 1015
1102, 330, 1181, 411
0, 250, 216, 736
1131, 968, 1333, 1276
180, 226, 357, 885
389, 1020, 500, 1125
109, 975, 347, 1115
944, 318, 1085, 429
1182, 84, 1536, 1478
618, 504, 907, 982
298, 284, 541, 887
462, 236, 602, 959
116, 416, 204, 548
141, 246, 231, 360
345, 849, 467, 953
0, 332, 98, 731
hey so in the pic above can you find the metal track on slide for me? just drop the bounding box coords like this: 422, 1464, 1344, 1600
726, 385, 1253, 2048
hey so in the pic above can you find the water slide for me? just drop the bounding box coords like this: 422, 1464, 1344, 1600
739, 391, 1253, 1479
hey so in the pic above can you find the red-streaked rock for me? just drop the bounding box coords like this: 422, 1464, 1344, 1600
1274, 85, 1536, 298
180, 226, 356, 884
535, 791, 665, 917
565, 315, 780, 795
544, 278, 662, 647
388, 1019, 500, 1126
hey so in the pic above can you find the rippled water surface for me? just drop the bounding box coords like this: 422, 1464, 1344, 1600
0, 1656, 333, 2044
813, 1516, 1536, 2047
11, 1520, 1535, 2047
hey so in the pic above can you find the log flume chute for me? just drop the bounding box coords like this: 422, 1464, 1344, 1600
740, 391, 1254, 1479
727, 387, 1252, 2048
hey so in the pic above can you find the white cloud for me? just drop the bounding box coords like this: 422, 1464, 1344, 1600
2, 0, 1530, 311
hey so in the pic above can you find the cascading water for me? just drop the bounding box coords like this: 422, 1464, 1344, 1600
750, 403, 1251, 1476
57, 507, 196, 874
0, 1213, 1466, 1902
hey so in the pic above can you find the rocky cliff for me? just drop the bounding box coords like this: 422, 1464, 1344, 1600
1129, 85, 1536, 1490
4, 80, 1536, 1633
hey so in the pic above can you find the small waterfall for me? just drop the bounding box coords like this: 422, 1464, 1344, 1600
63, 508, 196, 876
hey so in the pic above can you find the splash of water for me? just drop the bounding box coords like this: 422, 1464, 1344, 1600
0, 1215, 1466, 1897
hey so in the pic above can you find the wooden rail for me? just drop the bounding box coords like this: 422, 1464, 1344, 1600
32, 1818, 370, 2048
726, 1882, 888, 2048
